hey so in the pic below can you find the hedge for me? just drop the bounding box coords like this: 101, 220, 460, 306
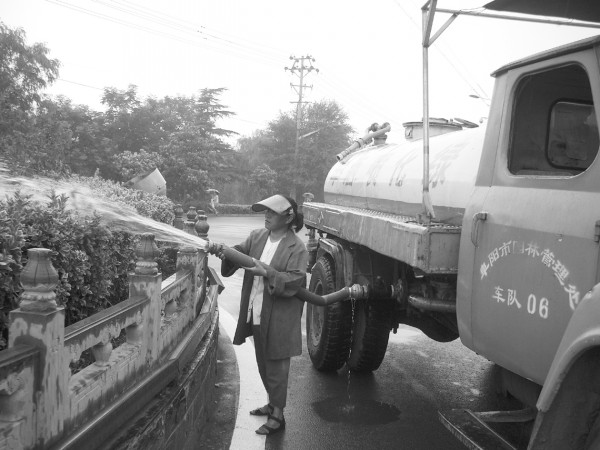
0, 176, 177, 351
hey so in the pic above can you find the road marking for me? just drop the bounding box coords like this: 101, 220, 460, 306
219, 307, 267, 450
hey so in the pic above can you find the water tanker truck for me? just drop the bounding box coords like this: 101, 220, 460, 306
302, 2, 600, 448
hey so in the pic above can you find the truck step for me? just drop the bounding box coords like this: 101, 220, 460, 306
439, 408, 524, 450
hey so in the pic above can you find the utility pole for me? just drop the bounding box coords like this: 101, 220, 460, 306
285, 55, 318, 200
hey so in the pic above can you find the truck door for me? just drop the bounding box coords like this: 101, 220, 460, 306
464, 58, 600, 385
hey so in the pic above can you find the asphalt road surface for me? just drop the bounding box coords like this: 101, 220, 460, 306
199, 215, 528, 450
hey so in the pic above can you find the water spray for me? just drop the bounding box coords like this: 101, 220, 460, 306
0, 166, 369, 306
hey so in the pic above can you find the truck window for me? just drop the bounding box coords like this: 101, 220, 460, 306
508, 64, 599, 176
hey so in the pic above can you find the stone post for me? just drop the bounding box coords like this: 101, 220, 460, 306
194, 211, 210, 314
177, 207, 199, 310
195, 210, 209, 242
129, 234, 162, 365
183, 206, 197, 236
173, 204, 184, 230
9, 248, 67, 446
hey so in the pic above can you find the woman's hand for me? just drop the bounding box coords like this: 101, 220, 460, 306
215, 245, 228, 261
244, 258, 268, 277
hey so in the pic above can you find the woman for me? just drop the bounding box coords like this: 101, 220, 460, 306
218, 194, 311, 435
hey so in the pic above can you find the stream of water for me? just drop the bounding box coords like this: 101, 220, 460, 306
0, 166, 209, 250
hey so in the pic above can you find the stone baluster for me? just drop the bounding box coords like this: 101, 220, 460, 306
125, 322, 143, 345
129, 233, 162, 365
195, 210, 209, 242
183, 206, 198, 236
173, 204, 184, 230
92, 341, 112, 367
9, 248, 67, 446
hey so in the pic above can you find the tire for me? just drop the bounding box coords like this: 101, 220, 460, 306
585, 411, 600, 449
306, 256, 352, 371
347, 299, 391, 372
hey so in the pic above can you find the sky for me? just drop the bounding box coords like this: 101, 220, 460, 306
2, 0, 600, 146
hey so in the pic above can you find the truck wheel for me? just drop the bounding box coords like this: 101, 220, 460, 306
586, 413, 600, 449
347, 299, 391, 372
306, 257, 352, 371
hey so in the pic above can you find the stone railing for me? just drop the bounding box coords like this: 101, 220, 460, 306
0, 207, 222, 450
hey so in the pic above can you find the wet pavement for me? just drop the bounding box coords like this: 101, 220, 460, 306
198, 327, 238, 450
198, 215, 529, 450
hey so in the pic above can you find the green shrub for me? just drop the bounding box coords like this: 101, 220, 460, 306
214, 204, 254, 215
71, 175, 175, 224
0, 176, 179, 350
0, 192, 134, 345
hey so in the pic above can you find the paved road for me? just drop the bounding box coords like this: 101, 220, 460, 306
200, 215, 528, 450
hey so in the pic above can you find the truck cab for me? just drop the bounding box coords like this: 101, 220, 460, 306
460, 36, 600, 388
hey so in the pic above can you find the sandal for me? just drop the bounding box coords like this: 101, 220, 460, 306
255, 414, 285, 436
249, 404, 273, 416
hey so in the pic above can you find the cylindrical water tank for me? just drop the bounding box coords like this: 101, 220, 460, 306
325, 125, 485, 225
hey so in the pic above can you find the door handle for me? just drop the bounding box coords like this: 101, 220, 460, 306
471, 212, 488, 247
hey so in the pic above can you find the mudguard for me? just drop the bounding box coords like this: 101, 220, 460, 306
316, 238, 353, 289
537, 283, 600, 412
529, 283, 600, 448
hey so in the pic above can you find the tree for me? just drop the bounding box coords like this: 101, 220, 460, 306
0, 22, 59, 114
0, 22, 60, 174
112, 149, 164, 181
98, 87, 238, 201
159, 128, 211, 200
238, 99, 353, 201
99, 85, 148, 178
296, 100, 353, 199
249, 163, 277, 199
0, 23, 241, 202
152, 89, 238, 202
40, 97, 104, 176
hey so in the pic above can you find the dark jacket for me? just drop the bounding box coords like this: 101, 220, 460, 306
221, 228, 308, 359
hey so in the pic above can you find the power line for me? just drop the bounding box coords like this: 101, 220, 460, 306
391, 0, 490, 100
46, 0, 285, 68
56, 78, 104, 91
97, 0, 287, 66
43, 0, 407, 137
318, 72, 398, 123
108, 0, 289, 62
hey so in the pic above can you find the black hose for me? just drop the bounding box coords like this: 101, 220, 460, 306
207, 242, 360, 305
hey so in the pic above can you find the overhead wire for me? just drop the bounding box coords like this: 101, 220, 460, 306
56, 78, 105, 91
46, 0, 285, 68
44, 0, 427, 134
317, 75, 396, 128
392, 0, 490, 100
108, 0, 290, 62
318, 62, 401, 119
96, 0, 287, 66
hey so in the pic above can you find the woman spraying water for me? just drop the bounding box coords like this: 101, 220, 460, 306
215, 194, 354, 436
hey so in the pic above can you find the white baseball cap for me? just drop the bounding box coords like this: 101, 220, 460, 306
251, 195, 293, 214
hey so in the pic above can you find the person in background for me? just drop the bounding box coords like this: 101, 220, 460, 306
218, 194, 341, 436
207, 189, 219, 215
